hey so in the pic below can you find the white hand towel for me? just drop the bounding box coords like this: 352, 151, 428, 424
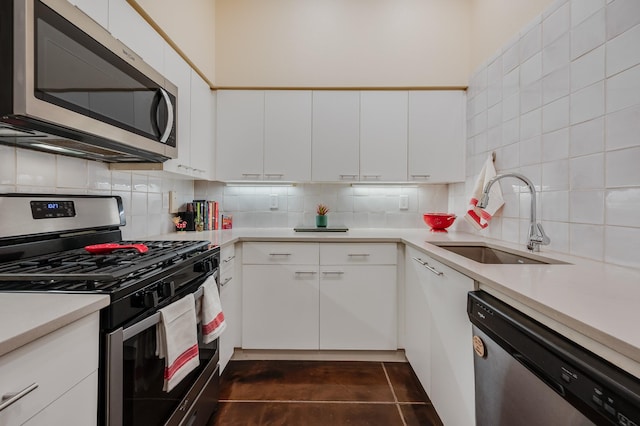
156, 294, 200, 392
464, 154, 504, 230
199, 274, 227, 344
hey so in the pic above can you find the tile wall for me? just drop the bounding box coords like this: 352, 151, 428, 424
195, 182, 449, 229
0, 146, 194, 240
449, 0, 640, 269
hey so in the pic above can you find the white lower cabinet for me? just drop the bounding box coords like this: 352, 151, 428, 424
242, 263, 320, 349
0, 312, 100, 426
405, 246, 475, 426
219, 244, 240, 372
241, 242, 397, 351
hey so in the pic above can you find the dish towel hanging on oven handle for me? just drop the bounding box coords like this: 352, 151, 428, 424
465, 154, 504, 230
198, 274, 227, 344
156, 293, 200, 392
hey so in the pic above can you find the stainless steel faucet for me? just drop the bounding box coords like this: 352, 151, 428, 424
476, 172, 550, 252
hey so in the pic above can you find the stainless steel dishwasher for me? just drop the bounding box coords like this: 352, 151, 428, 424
468, 291, 640, 426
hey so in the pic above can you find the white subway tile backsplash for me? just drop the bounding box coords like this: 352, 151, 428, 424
520, 81, 543, 113
570, 153, 605, 190
570, 81, 605, 124
520, 108, 542, 140
542, 2, 570, 46
606, 0, 640, 40
570, 223, 604, 260
542, 127, 569, 164
502, 94, 520, 122
606, 146, 640, 188
605, 104, 640, 151
487, 103, 502, 129
606, 63, 640, 113
542, 159, 569, 191
502, 118, 519, 146
570, 190, 605, 224
571, 0, 605, 27
605, 226, 640, 268
542, 96, 570, 133
571, 45, 605, 92
570, 117, 605, 157
570, 9, 606, 60
541, 220, 570, 253
606, 23, 640, 77
56, 156, 88, 189
0, 146, 16, 185
520, 24, 542, 62
502, 43, 520, 74
16, 149, 56, 187
606, 188, 640, 227
520, 136, 542, 166
520, 53, 543, 86
132, 174, 148, 192
541, 191, 569, 221
542, 33, 570, 76
542, 65, 570, 104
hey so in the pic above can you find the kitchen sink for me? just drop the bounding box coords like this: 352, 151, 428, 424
433, 243, 568, 265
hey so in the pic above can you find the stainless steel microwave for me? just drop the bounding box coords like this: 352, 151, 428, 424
0, 0, 178, 162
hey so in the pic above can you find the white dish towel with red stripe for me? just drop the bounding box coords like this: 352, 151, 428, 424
199, 275, 226, 344
156, 293, 200, 392
464, 154, 504, 230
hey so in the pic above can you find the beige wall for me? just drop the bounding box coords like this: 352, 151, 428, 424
214, 0, 471, 88
129, 0, 216, 85
469, 0, 553, 71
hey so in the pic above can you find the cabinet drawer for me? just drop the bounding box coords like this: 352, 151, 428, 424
320, 243, 397, 265
0, 313, 99, 425
243, 242, 319, 264
220, 244, 236, 267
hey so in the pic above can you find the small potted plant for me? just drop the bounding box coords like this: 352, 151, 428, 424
316, 204, 329, 228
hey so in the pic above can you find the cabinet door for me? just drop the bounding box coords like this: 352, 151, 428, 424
162, 46, 192, 176
360, 91, 408, 181
108, 0, 164, 73
423, 255, 475, 426
189, 71, 214, 179
312, 91, 360, 182
408, 91, 466, 183
219, 245, 240, 372
216, 90, 265, 180
404, 247, 432, 395
319, 265, 396, 350
242, 265, 319, 349
264, 91, 312, 181
67, 0, 108, 29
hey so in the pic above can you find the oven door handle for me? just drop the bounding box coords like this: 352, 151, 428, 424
122, 270, 218, 340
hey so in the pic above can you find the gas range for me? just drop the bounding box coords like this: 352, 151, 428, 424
0, 193, 222, 426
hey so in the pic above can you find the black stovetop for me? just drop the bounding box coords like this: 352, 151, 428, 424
0, 240, 213, 295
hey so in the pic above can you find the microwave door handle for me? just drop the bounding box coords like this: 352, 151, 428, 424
158, 88, 174, 144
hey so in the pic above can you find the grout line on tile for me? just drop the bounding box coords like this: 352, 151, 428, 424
382, 362, 408, 426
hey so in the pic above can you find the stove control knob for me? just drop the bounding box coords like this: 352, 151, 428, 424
134, 289, 159, 308
159, 280, 175, 298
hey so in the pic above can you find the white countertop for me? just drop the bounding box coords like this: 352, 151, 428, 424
0, 293, 109, 357
152, 227, 640, 377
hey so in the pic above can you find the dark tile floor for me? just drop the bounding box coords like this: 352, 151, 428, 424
208, 360, 443, 426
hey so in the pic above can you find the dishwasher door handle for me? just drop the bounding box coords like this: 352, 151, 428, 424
512, 353, 566, 397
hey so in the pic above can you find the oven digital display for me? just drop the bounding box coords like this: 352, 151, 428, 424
30, 201, 76, 219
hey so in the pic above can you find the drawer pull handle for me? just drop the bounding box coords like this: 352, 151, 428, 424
362, 174, 382, 180
294, 271, 317, 275
339, 174, 358, 179
221, 277, 233, 287
269, 253, 292, 256
411, 174, 431, 179
322, 271, 344, 275
348, 253, 370, 257
223, 255, 236, 263
412, 257, 443, 276
241, 173, 262, 178
0, 383, 38, 412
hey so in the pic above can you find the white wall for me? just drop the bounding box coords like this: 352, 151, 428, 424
0, 146, 194, 240
450, 0, 640, 269
214, 0, 471, 87
195, 182, 449, 229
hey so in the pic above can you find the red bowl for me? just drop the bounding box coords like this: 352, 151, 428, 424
423, 213, 456, 232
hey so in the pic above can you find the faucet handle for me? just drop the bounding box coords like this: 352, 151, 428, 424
536, 223, 550, 245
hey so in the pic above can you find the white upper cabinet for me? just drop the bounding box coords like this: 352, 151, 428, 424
67, 0, 109, 29
360, 91, 409, 182
312, 91, 360, 182
216, 90, 265, 181
108, 0, 164, 73
161, 46, 192, 176
264, 91, 312, 181
408, 91, 466, 183
189, 72, 215, 179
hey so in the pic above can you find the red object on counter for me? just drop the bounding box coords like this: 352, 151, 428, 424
84, 243, 149, 254
423, 213, 456, 232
